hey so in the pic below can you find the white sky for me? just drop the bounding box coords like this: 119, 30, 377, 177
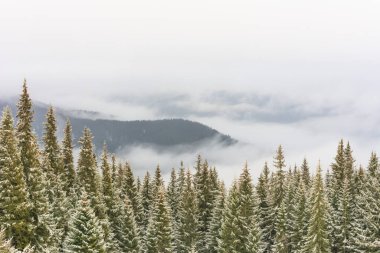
1, 0, 380, 182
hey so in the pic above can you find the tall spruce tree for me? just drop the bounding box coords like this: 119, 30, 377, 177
77, 128, 113, 250
291, 178, 309, 252
302, 164, 331, 253
140, 172, 153, 231
272, 145, 286, 207
0, 108, 32, 250
218, 180, 240, 253
16, 80, 38, 186
63, 191, 106, 253
206, 182, 225, 253
174, 170, 198, 253
257, 162, 275, 252
121, 162, 143, 228
301, 158, 311, 186
61, 119, 75, 195
43, 107, 63, 181
195, 160, 214, 253
367, 152, 379, 177
145, 186, 173, 253
219, 165, 263, 253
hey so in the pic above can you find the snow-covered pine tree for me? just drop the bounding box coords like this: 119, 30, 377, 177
301, 158, 311, 187
151, 165, 164, 197
31, 154, 60, 253
291, 178, 309, 252
174, 169, 198, 253
100, 143, 113, 213
140, 171, 153, 231
206, 182, 225, 253
63, 191, 107, 253
0, 229, 33, 253
283, 169, 297, 252
145, 186, 173, 253
272, 145, 286, 208
195, 160, 214, 253
16, 80, 37, 187
61, 119, 76, 195
330, 140, 346, 252
167, 168, 179, 223
219, 165, 263, 253
256, 162, 275, 252
238, 163, 263, 252
121, 162, 143, 229
43, 106, 64, 183
177, 162, 186, 197
77, 128, 113, 250
272, 201, 288, 253
0, 108, 32, 250
301, 163, 331, 253
110, 155, 117, 184
353, 161, 380, 252
367, 151, 379, 177
218, 180, 240, 253
120, 196, 141, 253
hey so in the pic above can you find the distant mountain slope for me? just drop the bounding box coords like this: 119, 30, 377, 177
0, 98, 236, 152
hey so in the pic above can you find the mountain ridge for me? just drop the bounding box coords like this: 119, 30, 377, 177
0, 98, 237, 152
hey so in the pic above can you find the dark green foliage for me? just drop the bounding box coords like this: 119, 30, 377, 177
0, 108, 32, 250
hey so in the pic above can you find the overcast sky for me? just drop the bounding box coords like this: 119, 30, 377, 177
1, 0, 380, 182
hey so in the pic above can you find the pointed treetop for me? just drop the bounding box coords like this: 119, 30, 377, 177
274, 145, 286, 170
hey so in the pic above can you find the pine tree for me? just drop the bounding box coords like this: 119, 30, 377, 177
100, 143, 113, 212
353, 168, 380, 252
301, 158, 310, 186
140, 172, 153, 231
238, 163, 263, 252
16, 80, 38, 186
167, 168, 179, 222
145, 186, 173, 253
256, 162, 275, 252
272, 145, 286, 208
174, 170, 198, 253
291, 179, 308, 252
284, 170, 297, 252
121, 162, 143, 228
63, 191, 107, 253
118, 196, 141, 253
218, 180, 240, 253
32, 155, 59, 252
206, 183, 225, 253
195, 160, 213, 253
61, 119, 75, 195
77, 128, 113, 250
151, 165, 164, 197
330, 140, 346, 252
110, 155, 117, 184
0, 229, 33, 253
219, 165, 263, 253
302, 164, 331, 253
367, 152, 379, 177
272, 201, 288, 253
43, 106, 63, 181
0, 108, 32, 250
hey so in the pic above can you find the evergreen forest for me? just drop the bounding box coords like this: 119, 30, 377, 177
0, 82, 379, 253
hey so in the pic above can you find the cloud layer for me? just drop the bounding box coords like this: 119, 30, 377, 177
1, 0, 380, 182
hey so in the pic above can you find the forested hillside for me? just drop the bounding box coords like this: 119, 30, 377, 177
0, 99, 235, 153
0, 82, 379, 253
